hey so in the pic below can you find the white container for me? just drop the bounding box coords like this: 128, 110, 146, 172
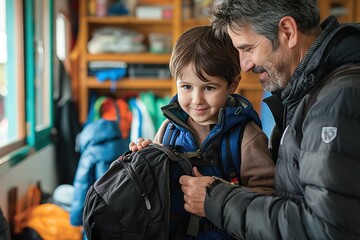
148, 33, 172, 54
136, 6, 164, 19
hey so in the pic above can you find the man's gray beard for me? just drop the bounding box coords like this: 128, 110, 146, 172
262, 78, 285, 92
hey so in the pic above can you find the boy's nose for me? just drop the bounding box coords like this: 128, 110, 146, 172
192, 91, 204, 105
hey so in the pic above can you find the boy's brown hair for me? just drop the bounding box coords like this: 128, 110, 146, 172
169, 25, 240, 86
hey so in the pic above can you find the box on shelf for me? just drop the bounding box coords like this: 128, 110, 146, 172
88, 61, 127, 76
136, 6, 164, 19
148, 33, 172, 54
89, 61, 127, 69
128, 64, 171, 79
135, 5, 172, 19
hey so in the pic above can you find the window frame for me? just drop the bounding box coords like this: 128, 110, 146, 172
0, 0, 54, 172
25, 0, 54, 149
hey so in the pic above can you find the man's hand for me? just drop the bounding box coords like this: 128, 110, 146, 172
179, 167, 214, 217
129, 137, 152, 152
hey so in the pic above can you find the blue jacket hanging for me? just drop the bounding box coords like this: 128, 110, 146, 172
70, 119, 129, 227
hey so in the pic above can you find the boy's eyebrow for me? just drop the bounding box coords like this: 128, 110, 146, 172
207, 82, 222, 87
176, 79, 188, 83
176, 80, 193, 85
177, 79, 222, 86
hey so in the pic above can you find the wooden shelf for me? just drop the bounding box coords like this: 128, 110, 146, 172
74, 0, 360, 122
87, 16, 173, 25
75, 0, 184, 122
87, 77, 173, 89
86, 52, 171, 63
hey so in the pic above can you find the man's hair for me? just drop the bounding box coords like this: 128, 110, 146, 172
211, 0, 320, 49
169, 25, 240, 86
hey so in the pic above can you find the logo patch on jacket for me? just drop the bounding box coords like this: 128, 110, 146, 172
321, 127, 337, 143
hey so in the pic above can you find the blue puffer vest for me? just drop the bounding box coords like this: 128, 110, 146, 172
160, 94, 261, 240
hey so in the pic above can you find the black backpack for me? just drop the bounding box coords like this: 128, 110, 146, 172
83, 143, 193, 240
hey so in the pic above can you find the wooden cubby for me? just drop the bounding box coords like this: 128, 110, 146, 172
356, 0, 360, 21
319, 0, 358, 22
73, 0, 213, 123
70, 0, 359, 123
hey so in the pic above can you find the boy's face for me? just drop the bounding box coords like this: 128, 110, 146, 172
176, 64, 233, 125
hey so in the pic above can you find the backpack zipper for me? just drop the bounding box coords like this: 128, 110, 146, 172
127, 163, 152, 210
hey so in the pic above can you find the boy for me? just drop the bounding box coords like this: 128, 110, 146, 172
130, 26, 274, 239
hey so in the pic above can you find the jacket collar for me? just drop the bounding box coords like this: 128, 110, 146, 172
265, 16, 360, 133
161, 94, 252, 133
281, 16, 341, 103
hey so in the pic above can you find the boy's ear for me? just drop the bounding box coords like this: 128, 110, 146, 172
229, 74, 241, 93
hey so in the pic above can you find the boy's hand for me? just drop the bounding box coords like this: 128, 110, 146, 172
129, 137, 153, 152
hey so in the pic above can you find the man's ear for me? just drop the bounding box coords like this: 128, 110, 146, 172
278, 16, 298, 49
229, 73, 241, 93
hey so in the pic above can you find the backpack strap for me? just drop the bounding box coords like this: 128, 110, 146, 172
221, 126, 244, 185
220, 105, 262, 185
151, 143, 194, 176
162, 122, 219, 167
187, 215, 200, 237
162, 122, 180, 149
160, 124, 203, 238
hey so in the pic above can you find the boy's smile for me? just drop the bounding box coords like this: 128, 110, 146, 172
176, 64, 232, 126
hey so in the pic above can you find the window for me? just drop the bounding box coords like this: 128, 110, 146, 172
0, 0, 26, 157
0, 0, 8, 145
0, 0, 53, 165
34, 0, 52, 130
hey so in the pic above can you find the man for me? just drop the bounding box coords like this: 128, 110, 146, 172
179, 0, 360, 239
0, 207, 10, 240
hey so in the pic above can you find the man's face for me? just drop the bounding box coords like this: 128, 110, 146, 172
228, 25, 293, 92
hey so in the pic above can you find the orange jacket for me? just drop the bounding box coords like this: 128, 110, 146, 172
26, 203, 82, 240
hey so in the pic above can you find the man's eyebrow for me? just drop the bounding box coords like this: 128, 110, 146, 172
237, 39, 263, 50
236, 43, 252, 49
235, 43, 254, 50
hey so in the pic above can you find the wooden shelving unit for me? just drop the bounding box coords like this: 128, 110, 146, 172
73, 0, 180, 122
72, 0, 226, 123
71, 0, 359, 123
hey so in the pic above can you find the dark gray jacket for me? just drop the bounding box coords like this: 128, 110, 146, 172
204, 16, 360, 240
0, 207, 10, 240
